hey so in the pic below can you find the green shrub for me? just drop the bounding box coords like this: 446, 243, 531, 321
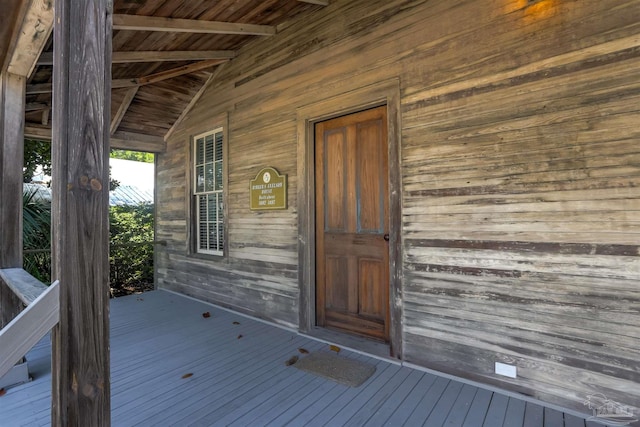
22, 193, 155, 294
23, 190, 52, 283
109, 203, 155, 292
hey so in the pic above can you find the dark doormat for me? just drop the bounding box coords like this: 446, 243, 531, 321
294, 352, 376, 387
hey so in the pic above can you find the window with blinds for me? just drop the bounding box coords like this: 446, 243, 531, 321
193, 128, 224, 255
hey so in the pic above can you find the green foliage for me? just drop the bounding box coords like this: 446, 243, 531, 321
22, 143, 154, 293
110, 149, 154, 163
23, 139, 51, 183
22, 189, 52, 283
109, 203, 155, 290
22, 193, 155, 292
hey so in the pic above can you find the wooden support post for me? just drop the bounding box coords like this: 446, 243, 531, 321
0, 72, 25, 270
0, 72, 26, 331
51, 0, 112, 425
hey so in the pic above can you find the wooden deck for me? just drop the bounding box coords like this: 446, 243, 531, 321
0, 290, 610, 427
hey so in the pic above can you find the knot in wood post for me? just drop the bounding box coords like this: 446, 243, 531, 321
82, 382, 97, 399
78, 175, 103, 191
90, 179, 103, 191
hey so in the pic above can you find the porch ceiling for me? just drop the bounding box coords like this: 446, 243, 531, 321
3, 0, 328, 152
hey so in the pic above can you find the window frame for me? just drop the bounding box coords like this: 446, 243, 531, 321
192, 126, 226, 257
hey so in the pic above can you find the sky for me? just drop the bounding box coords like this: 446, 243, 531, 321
110, 158, 154, 191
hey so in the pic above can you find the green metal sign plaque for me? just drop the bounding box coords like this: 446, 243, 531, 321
250, 167, 287, 210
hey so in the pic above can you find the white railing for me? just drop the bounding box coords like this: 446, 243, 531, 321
0, 268, 59, 379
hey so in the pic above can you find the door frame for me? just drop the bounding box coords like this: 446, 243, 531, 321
296, 79, 403, 358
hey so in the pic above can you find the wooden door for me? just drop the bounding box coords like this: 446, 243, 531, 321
315, 106, 390, 342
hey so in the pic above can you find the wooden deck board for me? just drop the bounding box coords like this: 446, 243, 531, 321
206, 363, 315, 425
462, 388, 494, 427
112, 321, 284, 414
297, 361, 399, 426
545, 408, 566, 427
264, 372, 343, 426
342, 366, 414, 426
184, 343, 330, 422
140, 340, 327, 426
424, 380, 466, 426
223, 372, 322, 426
323, 363, 407, 425
403, 376, 452, 425
524, 402, 546, 427
0, 290, 601, 427
442, 384, 479, 427
278, 355, 387, 427
503, 398, 528, 427
245, 375, 328, 426
359, 369, 426, 427
382, 372, 439, 426
483, 393, 511, 426
181, 341, 328, 424
564, 414, 586, 427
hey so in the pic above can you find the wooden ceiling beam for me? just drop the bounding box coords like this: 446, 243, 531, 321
7, 0, 54, 77
110, 131, 166, 153
112, 59, 226, 88
297, 0, 329, 5
132, 59, 228, 86
37, 50, 236, 66
113, 14, 276, 36
25, 102, 49, 111
112, 79, 139, 89
24, 125, 167, 153
24, 124, 52, 140
26, 83, 51, 94
110, 86, 138, 135
29, 59, 227, 93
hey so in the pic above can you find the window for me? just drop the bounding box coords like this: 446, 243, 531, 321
193, 128, 224, 255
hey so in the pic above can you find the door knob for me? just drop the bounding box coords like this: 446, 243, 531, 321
383, 234, 390, 241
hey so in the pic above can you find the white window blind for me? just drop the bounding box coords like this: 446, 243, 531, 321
194, 128, 224, 255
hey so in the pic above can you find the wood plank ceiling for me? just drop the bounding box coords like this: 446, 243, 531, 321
19, 0, 328, 152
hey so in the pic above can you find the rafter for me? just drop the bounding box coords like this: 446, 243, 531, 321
24, 124, 51, 140
112, 79, 139, 89
37, 50, 236, 66
110, 87, 138, 135
125, 59, 228, 87
26, 83, 51, 94
28, 59, 228, 93
6, 0, 53, 77
297, 0, 329, 5
25, 102, 49, 111
112, 14, 276, 36
165, 63, 227, 141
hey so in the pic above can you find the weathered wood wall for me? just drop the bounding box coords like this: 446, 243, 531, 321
156, 0, 640, 413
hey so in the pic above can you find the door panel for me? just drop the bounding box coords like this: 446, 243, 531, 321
325, 256, 348, 311
359, 258, 384, 318
324, 129, 347, 231
356, 121, 385, 233
315, 106, 389, 342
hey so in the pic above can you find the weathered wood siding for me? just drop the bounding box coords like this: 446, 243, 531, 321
156, 0, 640, 413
